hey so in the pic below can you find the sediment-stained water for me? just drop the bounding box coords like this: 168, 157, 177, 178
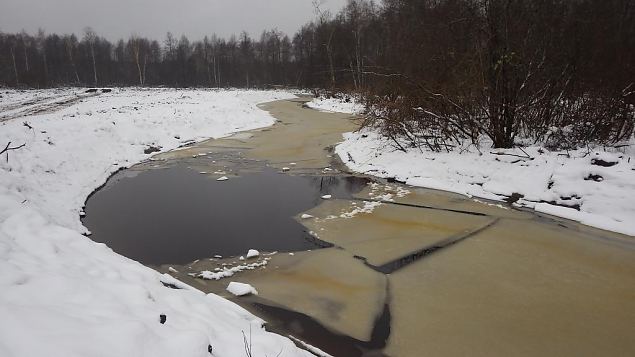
385, 218, 635, 356
301, 199, 494, 267
170, 248, 388, 342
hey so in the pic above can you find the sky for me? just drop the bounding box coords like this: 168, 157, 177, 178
0, 0, 348, 41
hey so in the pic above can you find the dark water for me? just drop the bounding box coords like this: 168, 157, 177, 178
82, 165, 368, 265
253, 303, 390, 357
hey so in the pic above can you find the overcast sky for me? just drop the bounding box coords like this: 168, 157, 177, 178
0, 0, 348, 41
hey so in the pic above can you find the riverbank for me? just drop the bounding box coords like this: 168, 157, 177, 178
306, 96, 635, 236
0, 88, 312, 357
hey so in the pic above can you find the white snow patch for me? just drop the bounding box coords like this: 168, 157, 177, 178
0, 88, 311, 357
226, 282, 258, 296
289, 335, 335, 357
306, 95, 364, 114
321, 194, 332, 199
197, 258, 271, 280
338, 200, 382, 219
300, 213, 314, 219
216, 176, 229, 181
246, 249, 260, 258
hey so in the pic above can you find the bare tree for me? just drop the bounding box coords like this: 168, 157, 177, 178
36, 29, 48, 85
64, 35, 80, 84
313, 0, 337, 87
20, 31, 30, 73
83, 27, 98, 85
130, 36, 146, 86
9, 40, 19, 86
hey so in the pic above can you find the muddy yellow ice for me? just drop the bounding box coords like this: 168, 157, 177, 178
157, 97, 635, 356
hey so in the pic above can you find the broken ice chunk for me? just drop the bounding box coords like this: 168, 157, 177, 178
226, 282, 258, 296
246, 249, 260, 259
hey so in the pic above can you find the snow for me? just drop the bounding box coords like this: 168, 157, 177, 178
196, 258, 271, 280
0, 88, 312, 357
216, 176, 229, 181
321, 195, 332, 199
246, 249, 260, 259
289, 336, 334, 357
306, 95, 364, 114
336, 129, 635, 236
226, 282, 258, 296
301, 214, 314, 219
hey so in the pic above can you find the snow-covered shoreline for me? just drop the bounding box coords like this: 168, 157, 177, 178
305, 95, 364, 114
306, 96, 635, 236
0, 88, 311, 357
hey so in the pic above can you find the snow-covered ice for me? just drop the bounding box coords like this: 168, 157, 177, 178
226, 282, 258, 296
197, 258, 271, 280
0, 88, 312, 356
246, 249, 260, 259
336, 129, 635, 236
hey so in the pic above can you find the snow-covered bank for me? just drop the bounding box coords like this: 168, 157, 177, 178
0, 88, 312, 357
336, 130, 635, 236
306, 95, 364, 114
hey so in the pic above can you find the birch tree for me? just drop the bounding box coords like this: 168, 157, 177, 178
83, 27, 98, 85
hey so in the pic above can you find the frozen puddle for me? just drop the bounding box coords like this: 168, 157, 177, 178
82, 164, 368, 265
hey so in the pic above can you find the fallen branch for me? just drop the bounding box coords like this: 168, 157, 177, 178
1, 141, 26, 162
489, 151, 533, 160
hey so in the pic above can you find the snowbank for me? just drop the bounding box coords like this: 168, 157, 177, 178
336, 129, 635, 236
227, 282, 258, 296
0, 88, 312, 356
306, 95, 364, 114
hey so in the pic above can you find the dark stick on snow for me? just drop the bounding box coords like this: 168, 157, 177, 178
1, 141, 26, 162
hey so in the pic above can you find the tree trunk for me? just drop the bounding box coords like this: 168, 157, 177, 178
213, 55, 218, 87
23, 46, 29, 72
142, 55, 147, 86
134, 49, 143, 86
10, 47, 19, 85
326, 30, 336, 87
66, 42, 80, 84
90, 45, 98, 85
43, 51, 49, 85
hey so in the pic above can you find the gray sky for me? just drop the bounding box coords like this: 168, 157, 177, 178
0, 0, 348, 41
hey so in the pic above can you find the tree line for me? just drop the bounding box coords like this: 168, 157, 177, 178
1, 0, 633, 148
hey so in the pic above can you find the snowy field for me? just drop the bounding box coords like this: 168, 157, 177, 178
0, 88, 313, 357
307, 96, 635, 236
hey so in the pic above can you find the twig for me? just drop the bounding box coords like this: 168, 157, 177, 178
489, 151, 533, 160
1, 141, 26, 162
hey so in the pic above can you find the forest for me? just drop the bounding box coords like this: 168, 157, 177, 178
1, 0, 633, 149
